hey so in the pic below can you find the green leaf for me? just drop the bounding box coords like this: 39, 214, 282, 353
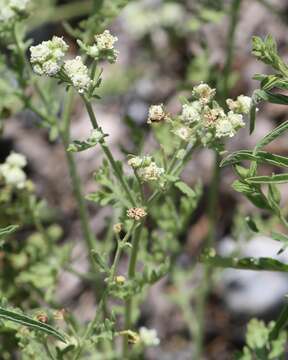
221, 150, 288, 169
174, 181, 196, 197
254, 89, 288, 105
0, 307, 67, 343
91, 250, 108, 273
67, 129, 106, 152
0, 225, 19, 239
245, 216, 259, 232
201, 253, 288, 272
247, 173, 288, 184
255, 120, 288, 151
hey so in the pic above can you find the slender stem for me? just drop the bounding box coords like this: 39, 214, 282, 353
123, 224, 143, 357
82, 97, 137, 207
59, 89, 97, 267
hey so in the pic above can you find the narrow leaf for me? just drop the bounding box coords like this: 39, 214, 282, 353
0, 225, 19, 239
247, 173, 288, 184
0, 307, 67, 343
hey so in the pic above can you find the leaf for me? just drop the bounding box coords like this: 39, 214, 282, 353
255, 120, 288, 151
0, 307, 67, 343
201, 254, 288, 272
245, 216, 259, 232
0, 225, 19, 239
174, 181, 196, 197
67, 129, 106, 152
254, 90, 288, 105
91, 250, 108, 273
247, 173, 288, 184
221, 150, 288, 169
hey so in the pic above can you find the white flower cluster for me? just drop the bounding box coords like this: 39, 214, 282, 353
165, 83, 251, 146
0, 0, 30, 25
64, 56, 91, 93
80, 30, 119, 63
139, 327, 160, 347
30, 36, 68, 76
128, 156, 164, 182
0, 152, 27, 189
226, 95, 252, 114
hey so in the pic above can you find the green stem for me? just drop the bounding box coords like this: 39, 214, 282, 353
82, 97, 137, 207
123, 224, 143, 357
59, 89, 97, 267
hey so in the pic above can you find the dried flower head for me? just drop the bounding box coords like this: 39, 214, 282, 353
127, 207, 147, 221
226, 95, 252, 114
36, 312, 48, 323
147, 104, 168, 124
202, 106, 225, 128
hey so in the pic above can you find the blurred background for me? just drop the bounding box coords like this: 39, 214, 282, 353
2, 0, 288, 358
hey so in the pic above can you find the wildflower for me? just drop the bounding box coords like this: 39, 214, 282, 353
115, 275, 126, 284
128, 156, 152, 169
139, 327, 160, 347
127, 207, 147, 221
30, 36, 68, 76
6, 152, 27, 168
227, 111, 245, 129
53, 309, 66, 321
226, 95, 252, 114
202, 106, 225, 128
36, 312, 48, 323
138, 162, 164, 182
174, 126, 191, 141
113, 223, 123, 234
0, 152, 27, 189
0, 0, 30, 25
64, 56, 91, 93
147, 104, 168, 124
192, 83, 216, 104
215, 117, 235, 138
95, 30, 118, 51
180, 102, 201, 124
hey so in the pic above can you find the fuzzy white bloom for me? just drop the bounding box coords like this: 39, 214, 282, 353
227, 111, 245, 129
0, 163, 26, 188
139, 327, 160, 347
0, 6, 14, 22
226, 95, 252, 114
147, 104, 167, 124
95, 30, 118, 50
6, 152, 27, 168
202, 106, 225, 128
64, 56, 91, 93
0, 0, 30, 23
174, 126, 191, 141
138, 162, 164, 182
180, 102, 201, 124
30, 36, 68, 76
215, 117, 235, 138
192, 83, 216, 104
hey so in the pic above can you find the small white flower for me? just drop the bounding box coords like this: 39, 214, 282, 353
138, 162, 164, 182
10, 0, 30, 12
0, 164, 26, 189
95, 30, 118, 50
202, 106, 225, 128
128, 156, 152, 169
174, 126, 191, 141
192, 83, 216, 104
0, 6, 15, 22
30, 36, 68, 77
215, 117, 235, 138
139, 327, 160, 347
226, 95, 252, 114
147, 104, 167, 124
180, 102, 201, 124
64, 56, 91, 93
227, 111, 245, 129
6, 152, 27, 168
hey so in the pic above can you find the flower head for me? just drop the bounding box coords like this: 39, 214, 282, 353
174, 126, 191, 141
95, 30, 118, 50
180, 102, 201, 124
139, 327, 160, 347
64, 56, 91, 93
6, 152, 27, 168
226, 95, 252, 114
30, 36, 68, 76
215, 117, 235, 138
127, 207, 147, 221
0, 152, 27, 189
128, 156, 152, 169
147, 104, 168, 124
192, 83, 216, 104
138, 162, 164, 182
0, 0, 30, 26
